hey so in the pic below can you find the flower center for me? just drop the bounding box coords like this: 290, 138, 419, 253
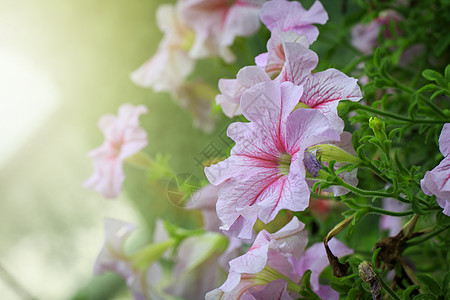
278, 153, 292, 175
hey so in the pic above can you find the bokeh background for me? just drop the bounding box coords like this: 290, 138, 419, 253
0, 0, 359, 299
0, 0, 217, 298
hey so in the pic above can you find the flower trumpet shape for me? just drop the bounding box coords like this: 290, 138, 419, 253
205, 81, 341, 239
84, 104, 148, 198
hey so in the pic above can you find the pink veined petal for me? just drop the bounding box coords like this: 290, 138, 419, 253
285, 108, 340, 154
439, 123, 450, 157
256, 158, 311, 223
299, 1, 328, 25
260, 0, 328, 44
299, 68, 362, 107
281, 43, 318, 84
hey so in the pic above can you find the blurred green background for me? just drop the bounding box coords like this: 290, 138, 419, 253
0, 0, 220, 299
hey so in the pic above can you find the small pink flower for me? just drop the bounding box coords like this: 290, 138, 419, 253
421, 123, 450, 216
179, 0, 266, 62
84, 104, 148, 198
351, 10, 403, 54
205, 81, 340, 238
260, 0, 328, 44
130, 4, 195, 92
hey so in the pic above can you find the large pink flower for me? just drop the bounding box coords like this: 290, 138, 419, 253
179, 0, 266, 62
205, 81, 340, 238
421, 123, 450, 216
84, 104, 148, 198
260, 0, 328, 44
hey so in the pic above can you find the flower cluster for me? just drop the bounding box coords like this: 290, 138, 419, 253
83, 0, 450, 299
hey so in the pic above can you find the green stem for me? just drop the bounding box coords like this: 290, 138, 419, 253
404, 225, 450, 247
333, 175, 410, 203
351, 103, 449, 124
368, 207, 414, 216
378, 273, 401, 300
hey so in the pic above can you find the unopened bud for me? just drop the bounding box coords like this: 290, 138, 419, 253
369, 117, 387, 144
303, 151, 322, 177
358, 261, 382, 300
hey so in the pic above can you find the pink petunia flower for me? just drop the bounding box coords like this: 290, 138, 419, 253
206, 218, 353, 299
260, 0, 328, 44
205, 81, 341, 238
130, 4, 195, 92
351, 10, 403, 55
206, 217, 307, 299
84, 104, 148, 198
179, 0, 267, 63
420, 123, 450, 216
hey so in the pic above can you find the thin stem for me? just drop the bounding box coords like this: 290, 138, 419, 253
404, 225, 450, 247
333, 175, 410, 203
368, 207, 414, 216
351, 103, 449, 124
378, 274, 401, 300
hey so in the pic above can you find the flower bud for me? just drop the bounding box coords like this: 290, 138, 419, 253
369, 117, 387, 144
358, 261, 382, 300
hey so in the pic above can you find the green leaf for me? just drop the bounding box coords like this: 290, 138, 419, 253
422, 69, 446, 86
400, 285, 420, 300
417, 274, 441, 295
445, 65, 450, 80
374, 48, 381, 68
441, 271, 450, 296
345, 287, 360, 300
417, 83, 440, 94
